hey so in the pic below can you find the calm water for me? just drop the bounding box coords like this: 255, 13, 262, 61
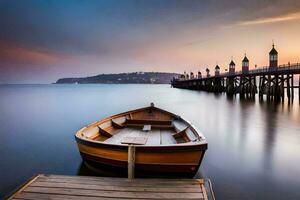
0, 84, 300, 199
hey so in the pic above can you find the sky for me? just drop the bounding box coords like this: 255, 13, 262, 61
1, 0, 300, 83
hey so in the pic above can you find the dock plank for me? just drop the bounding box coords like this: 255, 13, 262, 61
24, 187, 204, 199
15, 192, 199, 200
36, 178, 201, 188
9, 174, 207, 200
15, 192, 135, 200
31, 181, 202, 192
45, 174, 200, 181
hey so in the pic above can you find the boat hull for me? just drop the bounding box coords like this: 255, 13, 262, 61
76, 137, 207, 176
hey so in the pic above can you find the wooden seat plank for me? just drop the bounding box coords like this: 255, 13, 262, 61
121, 136, 147, 145
126, 119, 172, 126
143, 124, 151, 131
111, 119, 124, 129
172, 120, 188, 132
98, 126, 114, 138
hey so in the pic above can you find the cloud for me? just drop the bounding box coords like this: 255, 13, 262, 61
0, 40, 72, 66
237, 11, 300, 26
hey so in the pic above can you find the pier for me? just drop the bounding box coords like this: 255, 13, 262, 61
7, 174, 209, 200
171, 44, 300, 102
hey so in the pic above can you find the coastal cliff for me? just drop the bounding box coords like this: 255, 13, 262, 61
56, 72, 179, 84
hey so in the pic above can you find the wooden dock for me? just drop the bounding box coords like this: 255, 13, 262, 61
8, 174, 209, 200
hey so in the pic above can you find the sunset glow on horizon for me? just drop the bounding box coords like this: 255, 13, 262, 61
1, 0, 300, 83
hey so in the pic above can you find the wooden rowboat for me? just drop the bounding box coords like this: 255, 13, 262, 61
75, 104, 207, 176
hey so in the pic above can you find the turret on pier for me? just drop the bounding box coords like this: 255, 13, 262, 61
184, 71, 188, 80
198, 71, 202, 79
206, 68, 210, 78
229, 60, 235, 74
269, 43, 278, 69
215, 65, 220, 76
190, 72, 194, 79
242, 54, 249, 73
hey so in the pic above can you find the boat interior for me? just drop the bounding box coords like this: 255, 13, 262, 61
78, 106, 202, 146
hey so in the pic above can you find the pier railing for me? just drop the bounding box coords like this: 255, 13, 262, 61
175, 63, 300, 82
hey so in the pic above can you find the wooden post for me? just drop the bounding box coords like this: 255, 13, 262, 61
240, 76, 244, 99
267, 75, 271, 101
274, 75, 279, 102
291, 74, 294, 102
222, 78, 224, 92
249, 77, 252, 98
247, 80, 250, 98
128, 145, 136, 179
249, 77, 251, 98
281, 74, 284, 102
235, 77, 238, 97
254, 76, 257, 98
287, 74, 291, 102
259, 76, 262, 99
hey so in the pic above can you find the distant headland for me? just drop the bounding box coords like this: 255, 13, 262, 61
55, 72, 179, 84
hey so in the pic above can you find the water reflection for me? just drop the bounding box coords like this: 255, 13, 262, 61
260, 102, 278, 173
0, 84, 300, 200
77, 162, 123, 177
237, 100, 254, 153
77, 162, 98, 176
